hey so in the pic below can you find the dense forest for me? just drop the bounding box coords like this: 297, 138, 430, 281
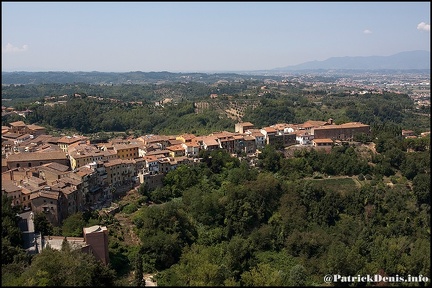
2, 127, 430, 286
2, 80, 430, 137
1, 79, 430, 286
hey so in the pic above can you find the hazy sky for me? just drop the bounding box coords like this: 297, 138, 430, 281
2, 2, 430, 72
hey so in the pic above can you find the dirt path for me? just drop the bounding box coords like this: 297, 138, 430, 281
366, 142, 377, 154
113, 188, 142, 246
114, 212, 141, 246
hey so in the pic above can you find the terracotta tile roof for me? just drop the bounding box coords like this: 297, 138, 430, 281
55, 185, 76, 195
58, 176, 81, 186
75, 166, 95, 176
261, 127, 277, 133
244, 135, 256, 141
303, 120, 329, 127
16, 134, 32, 140
9, 121, 26, 127
167, 144, 185, 151
212, 131, 234, 138
177, 134, 196, 141
295, 131, 312, 136
24, 176, 46, 186
313, 122, 369, 130
183, 142, 200, 147
167, 139, 183, 146
57, 135, 88, 144
3, 132, 21, 139
1, 179, 21, 193
26, 124, 46, 130
42, 162, 70, 172
202, 136, 219, 146
143, 155, 160, 162
36, 144, 63, 153
339, 122, 369, 127
237, 122, 254, 127
250, 131, 264, 137
113, 143, 140, 150
30, 190, 60, 200
31, 134, 60, 144
271, 123, 290, 130
313, 138, 334, 143
141, 134, 175, 144
146, 149, 170, 156
7, 151, 67, 161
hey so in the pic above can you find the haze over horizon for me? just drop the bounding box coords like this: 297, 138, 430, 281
2, 2, 430, 73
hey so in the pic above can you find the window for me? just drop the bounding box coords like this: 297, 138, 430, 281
28, 163, 32, 167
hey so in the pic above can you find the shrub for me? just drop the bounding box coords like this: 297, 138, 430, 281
122, 203, 138, 214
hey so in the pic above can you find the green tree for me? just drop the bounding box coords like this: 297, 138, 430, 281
412, 174, 430, 205
61, 212, 87, 237
136, 201, 197, 271
33, 212, 53, 236
289, 264, 307, 286
257, 145, 282, 173
134, 253, 144, 287
8, 247, 116, 286
241, 262, 286, 286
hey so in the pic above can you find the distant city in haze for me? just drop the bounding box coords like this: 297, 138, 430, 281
1, 2, 430, 73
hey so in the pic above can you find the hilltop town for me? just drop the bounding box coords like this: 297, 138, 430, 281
2, 117, 376, 224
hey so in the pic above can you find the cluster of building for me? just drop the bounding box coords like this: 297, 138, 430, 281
2, 119, 372, 227
20, 209, 110, 265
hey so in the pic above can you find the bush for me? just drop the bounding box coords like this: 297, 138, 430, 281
358, 174, 365, 181
313, 172, 323, 179
122, 203, 138, 214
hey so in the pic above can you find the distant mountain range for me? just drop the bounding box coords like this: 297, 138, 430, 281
272, 50, 430, 71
